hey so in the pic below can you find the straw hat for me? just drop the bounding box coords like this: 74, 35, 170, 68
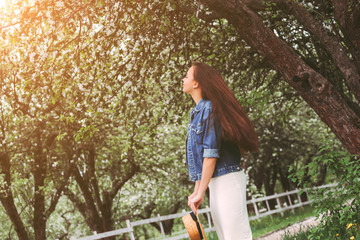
182, 212, 206, 240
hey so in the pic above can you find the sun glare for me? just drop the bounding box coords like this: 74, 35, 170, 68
0, 0, 6, 8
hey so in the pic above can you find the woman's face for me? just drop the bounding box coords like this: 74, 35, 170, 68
182, 66, 197, 94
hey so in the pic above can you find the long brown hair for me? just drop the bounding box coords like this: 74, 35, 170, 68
192, 62, 259, 153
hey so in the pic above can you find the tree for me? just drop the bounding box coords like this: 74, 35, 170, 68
189, 0, 360, 155
2, 0, 357, 238
0, 0, 192, 238
230, 77, 337, 208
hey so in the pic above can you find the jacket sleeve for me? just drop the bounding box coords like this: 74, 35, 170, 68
202, 108, 220, 158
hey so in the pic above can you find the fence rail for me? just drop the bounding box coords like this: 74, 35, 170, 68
75, 183, 337, 240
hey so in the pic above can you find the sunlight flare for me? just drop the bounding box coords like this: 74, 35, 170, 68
0, 0, 7, 8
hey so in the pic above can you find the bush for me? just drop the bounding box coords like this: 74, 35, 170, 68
289, 140, 360, 239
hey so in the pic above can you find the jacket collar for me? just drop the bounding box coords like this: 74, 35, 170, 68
193, 98, 205, 112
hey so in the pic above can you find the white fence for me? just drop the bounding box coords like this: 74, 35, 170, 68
75, 183, 337, 240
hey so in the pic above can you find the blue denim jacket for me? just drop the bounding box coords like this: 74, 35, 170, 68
186, 99, 242, 181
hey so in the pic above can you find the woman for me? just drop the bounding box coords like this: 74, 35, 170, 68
182, 62, 258, 240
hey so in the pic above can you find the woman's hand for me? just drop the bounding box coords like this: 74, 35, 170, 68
187, 158, 216, 214
188, 192, 204, 214
188, 191, 197, 206
188, 181, 201, 210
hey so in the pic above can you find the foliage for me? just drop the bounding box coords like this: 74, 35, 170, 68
199, 0, 360, 155
0, 0, 287, 237
1, 0, 359, 238
0, 0, 195, 237
244, 82, 334, 201
290, 140, 360, 239
0, 204, 13, 239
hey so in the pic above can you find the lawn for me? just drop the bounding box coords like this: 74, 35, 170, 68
250, 205, 315, 239
179, 206, 315, 240
141, 205, 315, 240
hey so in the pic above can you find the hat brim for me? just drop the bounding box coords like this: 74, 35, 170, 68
182, 212, 206, 240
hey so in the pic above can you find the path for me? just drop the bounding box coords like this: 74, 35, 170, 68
255, 216, 320, 240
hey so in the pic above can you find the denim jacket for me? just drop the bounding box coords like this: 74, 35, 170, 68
186, 99, 242, 182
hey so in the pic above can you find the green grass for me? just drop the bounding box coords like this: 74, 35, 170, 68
140, 206, 315, 239
250, 205, 315, 239
178, 206, 315, 240
280, 226, 312, 240
204, 232, 219, 240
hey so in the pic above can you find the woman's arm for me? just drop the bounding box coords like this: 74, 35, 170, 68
188, 181, 200, 205
188, 157, 217, 213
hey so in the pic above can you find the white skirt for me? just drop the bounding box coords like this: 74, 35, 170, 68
209, 171, 252, 240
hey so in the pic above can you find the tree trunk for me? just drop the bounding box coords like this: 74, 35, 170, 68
333, 0, 360, 71
0, 195, 30, 240
278, 168, 296, 205
149, 201, 182, 235
72, 165, 105, 232
315, 165, 327, 186
279, 168, 291, 192
200, 0, 360, 155
0, 153, 30, 240
34, 147, 47, 240
67, 146, 140, 238
101, 192, 116, 240
263, 162, 277, 209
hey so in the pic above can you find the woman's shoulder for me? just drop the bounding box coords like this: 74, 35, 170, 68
203, 99, 213, 111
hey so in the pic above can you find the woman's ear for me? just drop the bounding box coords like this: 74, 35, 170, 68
193, 81, 199, 89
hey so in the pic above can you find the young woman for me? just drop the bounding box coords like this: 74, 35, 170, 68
182, 62, 258, 240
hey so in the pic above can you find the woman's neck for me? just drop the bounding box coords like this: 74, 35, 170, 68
191, 92, 202, 105
190, 88, 202, 105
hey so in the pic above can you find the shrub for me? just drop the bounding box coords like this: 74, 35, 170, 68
289, 139, 360, 239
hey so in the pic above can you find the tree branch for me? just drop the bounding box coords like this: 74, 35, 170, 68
64, 188, 98, 231
199, 0, 360, 154
72, 165, 104, 232
110, 161, 140, 200
235, 0, 360, 101
277, 0, 360, 101
176, 4, 221, 22
332, 0, 360, 71
46, 163, 73, 218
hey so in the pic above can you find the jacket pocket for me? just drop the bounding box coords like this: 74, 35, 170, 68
192, 124, 204, 144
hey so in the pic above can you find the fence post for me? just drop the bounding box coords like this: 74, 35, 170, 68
265, 200, 270, 212
297, 189, 304, 209
126, 219, 135, 240
157, 213, 166, 239
287, 193, 295, 214
252, 200, 259, 218
305, 190, 310, 203
265, 200, 272, 218
205, 206, 214, 239
275, 194, 284, 217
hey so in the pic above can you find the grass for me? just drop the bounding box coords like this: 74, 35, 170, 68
204, 232, 219, 240
140, 206, 315, 240
250, 205, 315, 239
177, 206, 315, 240
280, 226, 312, 240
